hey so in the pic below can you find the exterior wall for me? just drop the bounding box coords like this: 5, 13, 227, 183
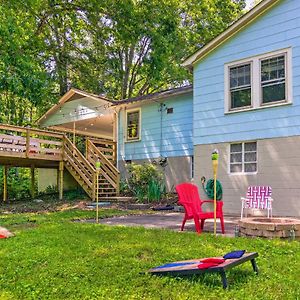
118, 93, 193, 161
193, 0, 300, 145
37, 168, 79, 192
119, 156, 192, 191
194, 136, 300, 217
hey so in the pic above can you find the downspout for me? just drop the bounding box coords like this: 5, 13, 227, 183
158, 103, 166, 158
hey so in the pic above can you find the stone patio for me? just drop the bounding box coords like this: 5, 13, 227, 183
99, 212, 239, 237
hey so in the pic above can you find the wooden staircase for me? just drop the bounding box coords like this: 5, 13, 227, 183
86, 139, 120, 198
0, 123, 120, 200
63, 136, 96, 199
64, 137, 120, 199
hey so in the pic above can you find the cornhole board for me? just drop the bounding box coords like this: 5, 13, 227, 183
148, 252, 258, 289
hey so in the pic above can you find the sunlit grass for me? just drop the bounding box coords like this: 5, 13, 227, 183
0, 209, 299, 299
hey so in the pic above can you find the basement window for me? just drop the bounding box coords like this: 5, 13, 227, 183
126, 109, 141, 142
229, 141, 257, 174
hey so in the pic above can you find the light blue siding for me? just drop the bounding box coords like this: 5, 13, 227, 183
194, 0, 300, 145
118, 93, 193, 160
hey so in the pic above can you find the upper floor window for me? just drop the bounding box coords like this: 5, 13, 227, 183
126, 109, 141, 141
230, 63, 252, 109
225, 48, 292, 113
261, 55, 285, 104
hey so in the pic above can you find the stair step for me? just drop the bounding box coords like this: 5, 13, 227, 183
97, 192, 117, 195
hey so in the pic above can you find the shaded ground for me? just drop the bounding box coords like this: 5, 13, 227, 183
0, 198, 241, 236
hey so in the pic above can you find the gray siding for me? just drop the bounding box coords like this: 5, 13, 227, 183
194, 136, 300, 217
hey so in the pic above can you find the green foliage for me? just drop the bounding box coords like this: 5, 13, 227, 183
0, 209, 300, 299
147, 179, 166, 202
119, 179, 130, 196
0, 1, 54, 125
0, 0, 246, 126
63, 188, 87, 201
43, 185, 58, 194
0, 167, 36, 200
126, 163, 165, 203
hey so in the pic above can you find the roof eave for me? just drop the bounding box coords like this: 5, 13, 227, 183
113, 86, 193, 106
182, 0, 280, 68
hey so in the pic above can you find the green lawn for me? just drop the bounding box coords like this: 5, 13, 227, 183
0, 209, 299, 300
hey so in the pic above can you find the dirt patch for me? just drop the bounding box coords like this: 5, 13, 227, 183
0, 198, 92, 214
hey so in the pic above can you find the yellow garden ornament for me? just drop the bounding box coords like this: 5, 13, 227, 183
211, 149, 219, 236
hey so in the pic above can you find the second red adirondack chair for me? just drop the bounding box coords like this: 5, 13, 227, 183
176, 183, 225, 234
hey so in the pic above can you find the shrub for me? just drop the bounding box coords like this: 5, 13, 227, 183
126, 163, 165, 203
0, 167, 35, 200
147, 179, 166, 202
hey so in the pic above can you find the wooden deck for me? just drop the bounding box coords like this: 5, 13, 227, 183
0, 123, 120, 200
0, 124, 63, 168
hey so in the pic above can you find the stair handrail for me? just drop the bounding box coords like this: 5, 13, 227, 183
63, 136, 96, 190
87, 137, 116, 163
64, 136, 96, 172
87, 140, 120, 189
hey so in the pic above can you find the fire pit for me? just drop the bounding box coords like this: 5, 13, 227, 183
238, 217, 300, 239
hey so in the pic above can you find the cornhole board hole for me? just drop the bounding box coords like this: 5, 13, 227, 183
148, 252, 258, 289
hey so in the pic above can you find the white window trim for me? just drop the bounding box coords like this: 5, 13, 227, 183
228, 141, 258, 175
224, 48, 292, 114
125, 108, 141, 142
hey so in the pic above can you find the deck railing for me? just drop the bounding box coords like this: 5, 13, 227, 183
0, 124, 64, 161
0, 123, 120, 198
87, 138, 117, 163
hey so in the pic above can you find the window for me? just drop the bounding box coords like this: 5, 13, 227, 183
229, 141, 257, 174
261, 55, 285, 104
225, 48, 292, 113
230, 64, 252, 109
126, 109, 141, 141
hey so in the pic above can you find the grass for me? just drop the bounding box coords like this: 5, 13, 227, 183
0, 207, 300, 300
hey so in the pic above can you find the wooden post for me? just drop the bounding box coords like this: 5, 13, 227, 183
30, 166, 35, 199
26, 128, 30, 158
96, 169, 99, 223
92, 172, 96, 202
73, 122, 76, 145
3, 166, 8, 202
73, 122, 76, 155
58, 161, 64, 200
116, 173, 120, 196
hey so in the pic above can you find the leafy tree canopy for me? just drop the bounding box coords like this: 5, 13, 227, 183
0, 0, 246, 125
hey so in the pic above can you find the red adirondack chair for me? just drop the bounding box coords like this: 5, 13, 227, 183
176, 183, 225, 234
